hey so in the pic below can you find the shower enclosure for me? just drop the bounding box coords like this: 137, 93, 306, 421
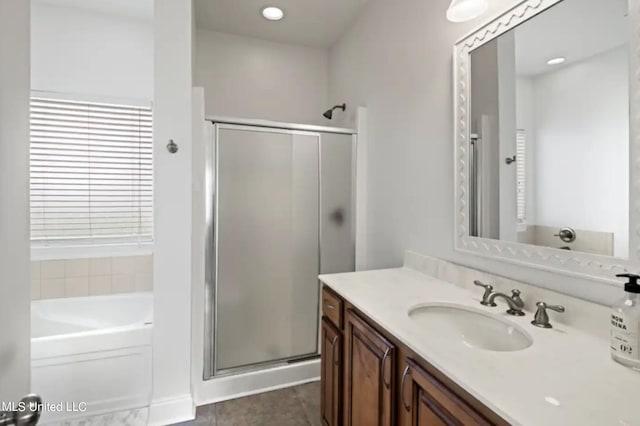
204, 119, 356, 378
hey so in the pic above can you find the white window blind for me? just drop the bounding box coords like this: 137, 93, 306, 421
516, 129, 526, 223
30, 96, 153, 245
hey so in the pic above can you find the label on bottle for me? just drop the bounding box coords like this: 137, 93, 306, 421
611, 312, 639, 360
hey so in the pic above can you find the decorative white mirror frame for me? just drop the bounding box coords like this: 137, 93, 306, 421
453, 0, 640, 283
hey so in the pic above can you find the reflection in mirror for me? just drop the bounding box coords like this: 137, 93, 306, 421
468, 0, 629, 258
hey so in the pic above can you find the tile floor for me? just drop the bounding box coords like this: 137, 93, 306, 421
175, 382, 321, 426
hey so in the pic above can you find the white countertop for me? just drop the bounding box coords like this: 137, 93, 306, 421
319, 267, 640, 426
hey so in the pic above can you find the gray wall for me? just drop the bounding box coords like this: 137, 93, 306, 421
195, 29, 329, 125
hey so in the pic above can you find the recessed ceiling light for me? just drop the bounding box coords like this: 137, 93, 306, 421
547, 57, 566, 65
262, 6, 284, 21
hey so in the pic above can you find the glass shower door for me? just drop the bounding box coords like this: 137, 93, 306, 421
214, 125, 320, 373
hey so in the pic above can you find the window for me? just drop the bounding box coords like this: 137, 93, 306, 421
516, 129, 527, 224
30, 96, 153, 247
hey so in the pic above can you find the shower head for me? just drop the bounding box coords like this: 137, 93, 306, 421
323, 103, 346, 120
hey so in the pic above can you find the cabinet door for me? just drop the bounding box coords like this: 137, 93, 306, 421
321, 318, 342, 426
400, 359, 492, 426
344, 309, 395, 426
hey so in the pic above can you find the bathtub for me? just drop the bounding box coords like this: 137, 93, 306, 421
31, 292, 153, 424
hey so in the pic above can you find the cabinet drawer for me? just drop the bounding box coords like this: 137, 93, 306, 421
322, 287, 343, 328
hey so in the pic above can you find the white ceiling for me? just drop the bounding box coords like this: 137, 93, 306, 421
194, 0, 370, 48
31, 0, 368, 48
32, 0, 153, 21
514, 0, 628, 76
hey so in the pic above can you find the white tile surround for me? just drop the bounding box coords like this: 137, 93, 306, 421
31, 255, 153, 300
319, 251, 640, 426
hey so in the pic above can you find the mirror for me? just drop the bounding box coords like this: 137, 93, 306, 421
467, 0, 629, 258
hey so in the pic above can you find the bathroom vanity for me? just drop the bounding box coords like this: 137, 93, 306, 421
318, 253, 640, 426
319, 285, 508, 426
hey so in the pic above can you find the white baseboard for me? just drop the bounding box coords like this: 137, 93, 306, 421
148, 394, 195, 426
194, 358, 321, 406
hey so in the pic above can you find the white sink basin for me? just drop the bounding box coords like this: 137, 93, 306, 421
408, 303, 533, 352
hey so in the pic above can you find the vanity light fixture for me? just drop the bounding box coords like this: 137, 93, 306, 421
446, 0, 488, 23
547, 57, 566, 65
262, 6, 284, 21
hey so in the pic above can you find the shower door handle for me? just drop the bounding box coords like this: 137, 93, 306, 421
0, 394, 42, 426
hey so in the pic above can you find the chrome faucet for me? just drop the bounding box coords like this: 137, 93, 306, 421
486, 289, 525, 316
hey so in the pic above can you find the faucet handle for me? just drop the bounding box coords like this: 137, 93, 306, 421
474, 280, 492, 290
531, 301, 565, 328
510, 289, 524, 308
542, 302, 565, 313
474, 280, 496, 306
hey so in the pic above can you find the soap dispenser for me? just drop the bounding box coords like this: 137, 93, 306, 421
611, 273, 640, 370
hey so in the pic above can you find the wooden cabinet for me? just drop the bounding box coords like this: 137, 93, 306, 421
400, 358, 492, 426
344, 308, 395, 426
319, 286, 508, 426
320, 318, 341, 426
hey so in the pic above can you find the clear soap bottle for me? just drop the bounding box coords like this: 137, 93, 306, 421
611, 273, 640, 370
